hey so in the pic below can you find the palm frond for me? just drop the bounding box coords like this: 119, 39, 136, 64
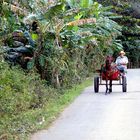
80, 0, 93, 8
3, 2, 29, 16
43, 2, 65, 20
66, 18, 96, 26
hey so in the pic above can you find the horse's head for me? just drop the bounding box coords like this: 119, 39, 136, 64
105, 56, 114, 67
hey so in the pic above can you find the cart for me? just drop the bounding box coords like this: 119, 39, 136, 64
94, 69, 127, 93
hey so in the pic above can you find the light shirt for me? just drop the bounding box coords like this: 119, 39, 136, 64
115, 56, 128, 69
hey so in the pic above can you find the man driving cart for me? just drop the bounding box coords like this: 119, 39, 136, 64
115, 50, 128, 74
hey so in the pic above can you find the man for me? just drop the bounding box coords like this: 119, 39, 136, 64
115, 50, 128, 73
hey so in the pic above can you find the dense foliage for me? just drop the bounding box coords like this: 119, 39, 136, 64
0, 61, 92, 140
0, 0, 131, 139
0, 61, 59, 139
0, 0, 123, 86
97, 0, 140, 68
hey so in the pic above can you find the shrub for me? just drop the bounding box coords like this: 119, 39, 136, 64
0, 62, 57, 116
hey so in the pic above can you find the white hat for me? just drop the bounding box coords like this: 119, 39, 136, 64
119, 50, 125, 55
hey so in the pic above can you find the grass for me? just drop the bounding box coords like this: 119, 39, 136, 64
44, 78, 93, 124
29, 78, 93, 137
0, 78, 93, 140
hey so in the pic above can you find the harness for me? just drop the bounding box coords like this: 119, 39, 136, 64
101, 64, 120, 80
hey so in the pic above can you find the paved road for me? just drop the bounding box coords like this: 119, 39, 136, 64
31, 69, 140, 140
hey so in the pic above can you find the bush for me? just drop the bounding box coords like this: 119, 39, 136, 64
0, 62, 57, 116
0, 58, 93, 140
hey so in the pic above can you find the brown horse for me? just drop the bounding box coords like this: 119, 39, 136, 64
101, 56, 117, 94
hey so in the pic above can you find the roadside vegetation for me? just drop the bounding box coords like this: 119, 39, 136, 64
97, 0, 140, 68
0, 62, 92, 139
1, 0, 138, 139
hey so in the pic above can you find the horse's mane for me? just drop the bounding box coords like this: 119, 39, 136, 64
101, 56, 114, 72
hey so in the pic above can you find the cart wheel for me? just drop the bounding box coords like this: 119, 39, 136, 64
94, 77, 99, 93
122, 76, 127, 92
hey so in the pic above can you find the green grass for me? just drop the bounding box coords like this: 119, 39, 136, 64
44, 78, 93, 124
28, 78, 93, 137
0, 78, 92, 140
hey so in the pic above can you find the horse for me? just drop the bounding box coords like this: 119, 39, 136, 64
101, 56, 116, 94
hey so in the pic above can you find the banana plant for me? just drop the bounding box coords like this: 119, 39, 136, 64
0, 0, 123, 87
23, 0, 122, 86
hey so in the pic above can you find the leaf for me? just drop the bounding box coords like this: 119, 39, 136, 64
66, 18, 96, 26
113, 42, 123, 50
3, 2, 29, 16
39, 55, 46, 67
74, 13, 82, 20
72, 26, 79, 32
44, 2, 65, 20
80, 0, 90, 8
27, 58, 35, 70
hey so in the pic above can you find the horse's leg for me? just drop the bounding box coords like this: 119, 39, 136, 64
109, 80, 112, 93
105, 79, 108, 94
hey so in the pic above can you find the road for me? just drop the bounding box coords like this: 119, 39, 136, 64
31, 69, 140, 140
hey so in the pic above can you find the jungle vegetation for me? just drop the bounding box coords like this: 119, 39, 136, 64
97, 0, 140, 68
0, 0, 139, 139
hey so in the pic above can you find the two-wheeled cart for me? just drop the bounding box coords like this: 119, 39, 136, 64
94, 70, 127, 93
